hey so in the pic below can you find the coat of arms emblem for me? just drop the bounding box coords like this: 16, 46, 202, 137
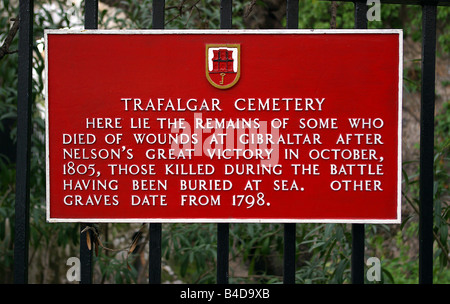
206, 44, 240, 89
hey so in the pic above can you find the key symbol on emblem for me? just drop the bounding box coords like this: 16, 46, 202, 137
220, 73, 226, 84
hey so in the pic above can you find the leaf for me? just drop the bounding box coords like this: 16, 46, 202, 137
180, 254, 189, 277
439, 222, 448, 247
86, 231, 91, 251
324, 223, 334, 239
335, 224, 344, 242
261, 236, 270, 255
323, 239, 337, 271
381, 267, 395, 284
333, 260, 348, 284
128, 233, 140, 255
309, 241, 325, 251
401, 168, 409, 185
400, 214, 414, 230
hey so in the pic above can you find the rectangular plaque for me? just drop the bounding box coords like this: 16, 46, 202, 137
45, 30, 402, 223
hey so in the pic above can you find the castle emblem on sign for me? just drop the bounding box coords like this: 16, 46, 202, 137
206, 44, 240, 89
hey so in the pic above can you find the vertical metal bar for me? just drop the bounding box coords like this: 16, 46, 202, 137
148, 0, 165, 284
419, 4, 437, 285
79, 0, 98, 285
286, 0, 299, 29
351, 224, 365, 284
13, 0, 34, 284
148, 223, 162, 283
351, 0, 367, 285
84, 0, 98, 30
220, 0, 232, 29
216, 0, 232, 285
80, 224, 93, 284
149, 223, 162, 284
283, 224, 296, 284
217, 224, 229, 284
283, 0, 299, 285
152, 0, 165, 29
354, 1, 368, 29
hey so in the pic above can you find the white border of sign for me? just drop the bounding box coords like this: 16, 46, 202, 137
45, 29, 403, 224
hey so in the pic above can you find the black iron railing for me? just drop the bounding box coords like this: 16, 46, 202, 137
13, 0, 448, 284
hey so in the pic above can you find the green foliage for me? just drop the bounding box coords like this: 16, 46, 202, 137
437, 7, 450, 55
431, 102, 450, 270
95, 249, 139, 284
163, 223, 217, 283
298, 0, 354, 29
99, 0, 246, 30
400, 102, 450, 283
0, 0, 19, 282
295, 223, 353, 284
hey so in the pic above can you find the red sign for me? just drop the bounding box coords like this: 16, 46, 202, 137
45, 30, 402, 223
